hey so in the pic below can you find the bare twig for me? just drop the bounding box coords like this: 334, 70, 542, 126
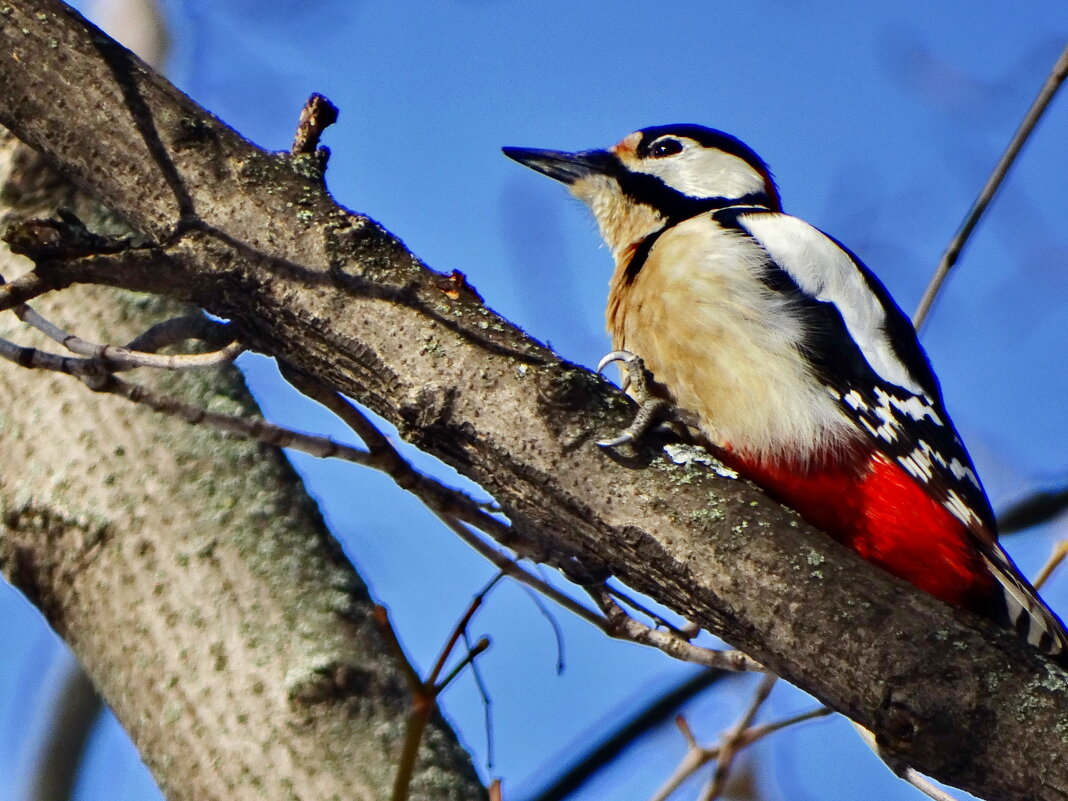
591, 587, 763, 673
433, 515, 604, 630
655, 707, 831, 801
607, 583, 695, 639
462, 627, 497, 770
382, 579, 499, 801
371, 606, 424, 696
14, 302, 242, 369
646, 674, 827, 801
427, 574, 501, 687
737, 706, 832, 743
28, 662, 102, 801
1034, 540, 1068, 591
528, 669, 730, 801
0, 269, 59, 312
900, 770, 962, 801
914, 42, 1068, 330
278, 365, 539, 557
0, 338, 378, 463
516, 583, 567, 674
700, 673, 777, 801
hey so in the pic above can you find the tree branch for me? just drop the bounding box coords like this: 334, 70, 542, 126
913, 42, 1068, 330
1, 4, 1066, 801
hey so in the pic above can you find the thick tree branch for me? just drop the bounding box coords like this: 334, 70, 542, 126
1, 4, 1066, 801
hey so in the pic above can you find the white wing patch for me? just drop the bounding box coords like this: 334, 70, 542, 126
739, 213, 923, 396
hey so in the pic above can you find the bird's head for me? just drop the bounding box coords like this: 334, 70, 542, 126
504, 125, 780, 256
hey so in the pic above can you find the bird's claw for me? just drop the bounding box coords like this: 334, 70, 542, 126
596, 350, 669, 448
597, 430, 637, 448
596, 350, 639, 393
596, 350, 640, 375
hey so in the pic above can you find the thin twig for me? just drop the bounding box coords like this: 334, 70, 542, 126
646, 676, 825, 801
278, 365, 537, 556
15, 302, 242, 369
28, 662, 102, 801
462, 627, 497, 771
517, 584, 567, 674
0, 339, 379, 464
1034, 540, 1068, 591
434, 636, 490, 693
427, 574, 502, 687
914, 42, 1068, 330
998, 483, 1068, 534
391, 579, 499, 801
607, 583, 694, 639
900, 770, 962, 801
371, 606, 424, 695
0, 334, 110, 377
435, 515, 605, 629
0, 269, 56, 312
529, 670, 729, 801
700, 673, 777, 801
591, 587, 763, 672
739, 706, 832, 743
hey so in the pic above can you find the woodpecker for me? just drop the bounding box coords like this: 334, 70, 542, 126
504, 124, 1068, 661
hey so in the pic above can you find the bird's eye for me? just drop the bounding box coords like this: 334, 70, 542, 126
649, 138, 683, 158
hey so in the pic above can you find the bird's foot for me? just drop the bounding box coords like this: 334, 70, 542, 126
595, 350, 671, 447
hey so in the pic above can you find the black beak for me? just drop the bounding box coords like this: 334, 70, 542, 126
502, 146, 616, 185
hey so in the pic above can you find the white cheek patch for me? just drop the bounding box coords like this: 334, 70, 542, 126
635, 148, 767, 201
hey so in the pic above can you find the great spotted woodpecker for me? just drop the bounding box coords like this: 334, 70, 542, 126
504, 124, 1068, 661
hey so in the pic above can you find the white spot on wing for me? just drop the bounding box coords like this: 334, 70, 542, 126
843, 390, 866, 411
888, 393, 943, 426
943, 488, 980, 527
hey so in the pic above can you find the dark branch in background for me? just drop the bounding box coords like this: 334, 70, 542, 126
525, 668, 729, 801
913, 41, 1068, 330
28, 663, 101, 801
2, 4, 1068, 801
999, 482, 1068, 534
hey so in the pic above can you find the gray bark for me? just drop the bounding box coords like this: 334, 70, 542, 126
0, 2, 1065, 800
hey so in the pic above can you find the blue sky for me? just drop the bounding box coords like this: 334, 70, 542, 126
2, 2, 1068, 800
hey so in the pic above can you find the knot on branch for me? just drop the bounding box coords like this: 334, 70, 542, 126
434, 270, 484, 304
285, 658, 374, 706
875, 671, 987, 779
2, 210, 132, 261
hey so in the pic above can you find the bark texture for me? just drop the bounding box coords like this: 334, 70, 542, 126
0, 3, 1065, 801
0, 135, 486, 800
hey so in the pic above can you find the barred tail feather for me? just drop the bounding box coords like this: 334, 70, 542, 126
981, 550, 1068, 662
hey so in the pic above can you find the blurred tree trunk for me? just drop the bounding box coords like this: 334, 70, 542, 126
0, 130, 486, 800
